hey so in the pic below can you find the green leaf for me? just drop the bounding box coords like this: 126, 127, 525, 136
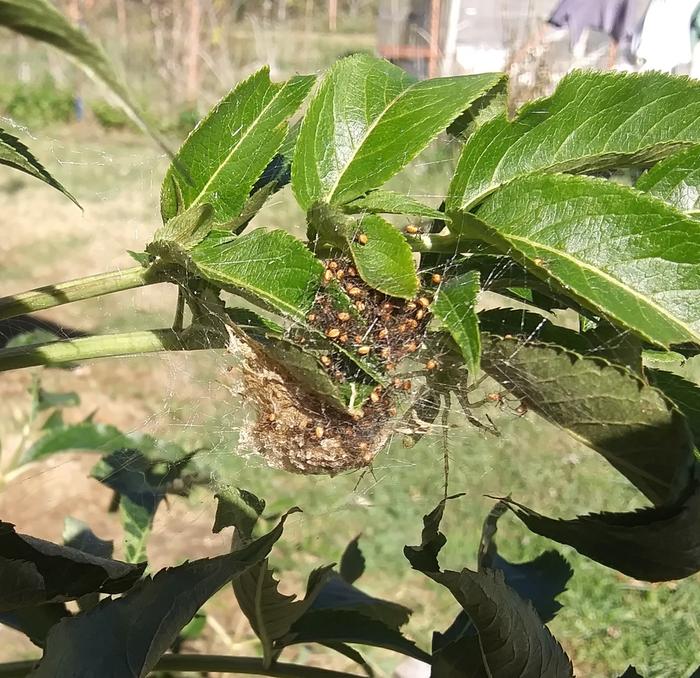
0, 127, 78, 206
293, 53, 503, 208
161, 68, 314, 225
448, 70, 700, 211
500, 478, 700, 582
344, 190, 449, 221
212, 486, 265, 537
189, 229, 323, 319
0, 0, 161, 148
32, 510, 298, 678
339, 535, 365, 585
0, 521, 144, 611
35, 387, 79, 412
471, 174, 700, 347
646, 369, 700, 445
481, 335, 695, 505
151, 203, 215, 251
636, 146, 700, 214
418, 568, 574, 678
21, 421, 185, 466
349, 214, 418, 298
0, 603, 69, 649
320, 642, 374, 677
432, 271, 481, 377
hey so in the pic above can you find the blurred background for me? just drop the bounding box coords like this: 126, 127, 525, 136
1, 1, 699, 676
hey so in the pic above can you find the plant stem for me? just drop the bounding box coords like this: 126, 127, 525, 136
0, 655, 362, 678
0, 266, 167, 322
0, 328, 227, 372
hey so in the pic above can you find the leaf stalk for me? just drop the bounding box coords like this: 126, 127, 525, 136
0, 265, 169, 322
0, 327, 227, 372
0, 655, 363, 678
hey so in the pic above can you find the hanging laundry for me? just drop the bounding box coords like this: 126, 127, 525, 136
635, 0, 700, 72
547, 0, 638, 48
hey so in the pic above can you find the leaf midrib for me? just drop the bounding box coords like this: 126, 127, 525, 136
189, 79, 285, 210
324, 77, 418, 203
503, 232, 698, 344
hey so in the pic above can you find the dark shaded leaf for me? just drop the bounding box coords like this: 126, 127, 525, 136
0, 522, 144, 611
91, 449, 194, 563
0, 603, 69, 648
403, 495, 464, 573
501, 478, 700, 581
647, 368, 700, 444
618, 668, 643, 678
321, 642, 374, 677
478, 501, 573, 623
62, 516, 113, 560
309, 573, 411, 630
339, 535, 365, 584
234, 563, 332, 665
283, 609, 430, 663
481, 335, 695, 505
0, 126, 78, 205
32, 509, 299, 678
429, 569, 574, 677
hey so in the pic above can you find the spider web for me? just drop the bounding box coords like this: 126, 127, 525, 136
1, 28, 699, 678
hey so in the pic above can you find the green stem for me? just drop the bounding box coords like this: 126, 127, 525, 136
0, 655, 362, 678
0, 266, 167, 322
0, 328, 227, 372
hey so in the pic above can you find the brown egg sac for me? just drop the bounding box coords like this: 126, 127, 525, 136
225, 337, 397, 475
225, 258, 436, 475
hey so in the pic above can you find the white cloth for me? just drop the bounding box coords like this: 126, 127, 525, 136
636, 0, 700, 72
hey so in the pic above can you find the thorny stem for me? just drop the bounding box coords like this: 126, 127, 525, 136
0, 265, 169, 322
0, 655, 364, 678
0, 327, 228, 372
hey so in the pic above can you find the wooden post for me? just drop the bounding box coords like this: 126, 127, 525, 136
329, 0, 337, 32
428, 0, 441, 78
185, 0, 202, 105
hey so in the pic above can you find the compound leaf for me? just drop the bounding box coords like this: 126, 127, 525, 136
481, 335, 695, 505
0, 0, 160, 146
636, 145, 700, 214
0, 127, 78, 206
293, 53, 503, 208
0, 522, 143, 611
472, 174, 700, 348
190, 228, 323, 319
161, 68, 314, 225
449, 70, 700, 211
432, 271, 481, 377
501, 479, 700, 582
32, 510, 298, 678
